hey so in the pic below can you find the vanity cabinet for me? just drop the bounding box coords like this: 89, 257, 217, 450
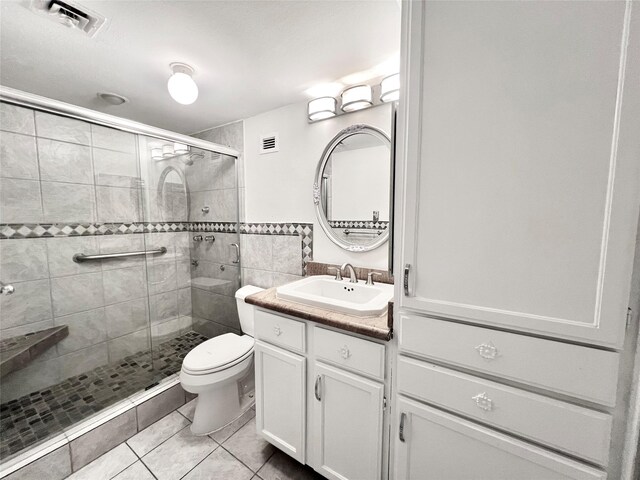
254, 341, 306, 463
395, 0, 640, 349
395, 398, 605, 480
391, 0, 640, 478
253, 308, 389, 480
312, 362, 384, 480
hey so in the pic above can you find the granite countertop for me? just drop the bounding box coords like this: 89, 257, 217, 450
246, 287, 393, 341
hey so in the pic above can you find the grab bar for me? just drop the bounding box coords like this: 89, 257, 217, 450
343, 229, 383, 236
73, 247, 167, 263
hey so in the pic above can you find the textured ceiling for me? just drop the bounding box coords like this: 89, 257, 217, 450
0, 0, 400, 133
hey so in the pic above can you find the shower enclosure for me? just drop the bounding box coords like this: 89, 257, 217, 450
0, 89, 241, 462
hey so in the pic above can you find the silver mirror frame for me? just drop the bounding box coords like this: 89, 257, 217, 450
313, 124, 391, 252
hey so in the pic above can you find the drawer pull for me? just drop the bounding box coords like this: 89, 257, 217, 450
472, 392, 494, 411
315, 375, 322, 401
338, 345, 352, 360
475, 341, 499, 360
273, 325, 282, 336
399, 412, 407, 442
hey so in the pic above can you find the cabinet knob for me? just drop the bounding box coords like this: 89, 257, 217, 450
273, 325, 282, 336
472, 392, 494, 411
475, 342, 499, 360
338, 345, 351, 360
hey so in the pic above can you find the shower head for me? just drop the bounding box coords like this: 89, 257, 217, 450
183, 152, 204, 166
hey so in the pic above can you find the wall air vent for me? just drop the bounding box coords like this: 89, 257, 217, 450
259, 133, 279, 154
30, 0, 106, 37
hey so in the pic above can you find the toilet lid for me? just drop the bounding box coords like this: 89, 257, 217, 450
182, 333, 254, 373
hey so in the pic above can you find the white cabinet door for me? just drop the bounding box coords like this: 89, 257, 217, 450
312, 362, 384, 480
395, 0, 640, 347
394, 397, 606, 480
255, 340, 306, 463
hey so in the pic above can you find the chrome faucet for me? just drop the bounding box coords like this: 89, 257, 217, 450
340, 263, 358, 283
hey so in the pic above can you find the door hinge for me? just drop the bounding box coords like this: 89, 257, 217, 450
626, 307, 633, 330
383, 396, 387, 410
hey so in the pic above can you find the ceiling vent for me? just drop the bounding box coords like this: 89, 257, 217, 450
259, 133, 279, 154
30, 0, 106, 37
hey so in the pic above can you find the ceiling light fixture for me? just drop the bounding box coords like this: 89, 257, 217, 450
380, 73, 400, 103
340, 85, 372, 112
167, 63, 198, 105
308, 97, 337, 121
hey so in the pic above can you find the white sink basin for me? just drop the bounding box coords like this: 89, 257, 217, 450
276, 275, 394, 317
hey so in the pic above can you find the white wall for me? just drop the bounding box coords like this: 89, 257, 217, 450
243, 101, 393, 270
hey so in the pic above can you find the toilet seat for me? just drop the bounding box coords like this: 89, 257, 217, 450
182, 333, 254, 375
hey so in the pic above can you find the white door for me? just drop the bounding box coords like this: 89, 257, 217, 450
395, 0, 640, 348
311, 362, 384, 480
394, 397, 605, 480
254, 340, 306, 463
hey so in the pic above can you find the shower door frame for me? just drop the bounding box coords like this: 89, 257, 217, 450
0, 86, 243, 457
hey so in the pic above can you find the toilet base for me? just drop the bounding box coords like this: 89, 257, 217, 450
187, 367, 256, 436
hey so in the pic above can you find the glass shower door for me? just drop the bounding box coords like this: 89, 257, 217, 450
137, 138, 241, 382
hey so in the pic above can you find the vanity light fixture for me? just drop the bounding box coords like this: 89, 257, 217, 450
167, 63, 198, 105
162, 145, 174, 157
173, 143, 189, 155
340, 85, 373, 112
151, 148, 163, 160
308, 97, 337, 121
380, 73, 400, 103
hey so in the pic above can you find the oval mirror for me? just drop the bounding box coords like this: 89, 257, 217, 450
157, 166, 189, 222
313, 124, 391, 252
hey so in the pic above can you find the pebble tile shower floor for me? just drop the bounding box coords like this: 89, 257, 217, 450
0, 331, 208, 460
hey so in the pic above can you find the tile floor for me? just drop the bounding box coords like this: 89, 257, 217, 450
64, 399, 323, 480
1, 332, 208, 460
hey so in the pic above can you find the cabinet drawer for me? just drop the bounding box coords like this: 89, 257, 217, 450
399, 315, 619, 406
254, 309, 305, 353
397, 357, 612, 466
313, 327, 385, 380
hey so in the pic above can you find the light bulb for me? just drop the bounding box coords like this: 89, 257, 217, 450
162, 145, 174, 157
308, 97, 337, 122
341, 85, 372, 112
167, 63, 198, 105
174, 143, 189, 155
380, 73, 400, 103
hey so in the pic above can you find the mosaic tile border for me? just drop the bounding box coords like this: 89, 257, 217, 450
240, 222, 313, 268
0, 222, 238, 239
328, 220, 389, 230
0, 220, 312, 271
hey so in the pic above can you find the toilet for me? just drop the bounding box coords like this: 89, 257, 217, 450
180, 285, 264, 435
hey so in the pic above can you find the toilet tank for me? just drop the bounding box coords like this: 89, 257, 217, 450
235, 285, 264, 337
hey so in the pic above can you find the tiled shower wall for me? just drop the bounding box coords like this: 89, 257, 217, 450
192, 122, 308, 294
189, 123, 242, 337
0, 103, 192, 402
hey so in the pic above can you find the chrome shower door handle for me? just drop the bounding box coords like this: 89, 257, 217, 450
314, 375, 322, 401
230, 243, 240, 264
0, 282, 15, 295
